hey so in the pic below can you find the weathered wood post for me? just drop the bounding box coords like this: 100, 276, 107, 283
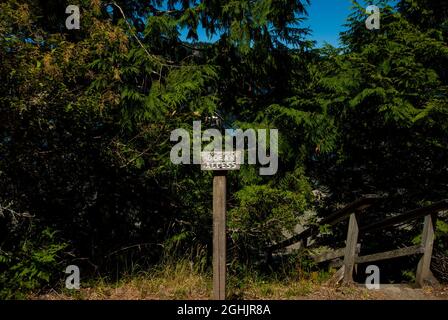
202, 150, 240, 300
343, 210, 360, 283
213, 171, 227, 300
416, 213, 437, 287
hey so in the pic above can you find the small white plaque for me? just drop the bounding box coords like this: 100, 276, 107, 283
201, 151, 241, 171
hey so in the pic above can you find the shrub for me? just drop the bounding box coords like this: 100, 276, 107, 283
0, 228, 68, 299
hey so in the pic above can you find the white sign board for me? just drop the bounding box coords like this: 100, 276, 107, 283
201, 151, 241, 171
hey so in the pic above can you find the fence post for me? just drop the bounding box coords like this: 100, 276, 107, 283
343, 211, 360, 283
416, 213, 437, 287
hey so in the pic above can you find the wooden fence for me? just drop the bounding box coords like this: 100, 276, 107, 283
267, 197, 448, 287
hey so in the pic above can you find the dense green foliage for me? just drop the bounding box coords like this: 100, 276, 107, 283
1, 0, 447, 297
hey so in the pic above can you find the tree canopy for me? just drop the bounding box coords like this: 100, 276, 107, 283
1, 0, 447, 298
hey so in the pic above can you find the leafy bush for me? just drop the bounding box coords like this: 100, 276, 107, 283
228, 177, 310, 261
0, 228, 68, 299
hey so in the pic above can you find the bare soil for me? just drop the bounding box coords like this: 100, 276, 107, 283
33, 283, 448, 300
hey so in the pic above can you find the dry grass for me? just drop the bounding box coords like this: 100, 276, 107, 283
31, 261, 448, 300
43, 260, 212, 300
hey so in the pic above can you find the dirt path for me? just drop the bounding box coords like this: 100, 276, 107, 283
296, 284, 448, 300
34, 284, 448, 300
360, 284, 448, 300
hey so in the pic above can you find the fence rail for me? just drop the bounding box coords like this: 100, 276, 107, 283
360, 199, 448, 233
267, 195, 381, 253
267, 197, 448, 287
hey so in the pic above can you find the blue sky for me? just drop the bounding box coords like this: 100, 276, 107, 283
179, 0, 357, 47
179, 0, 396, 48
307, 0, 397, 47
306, 0, 354, 47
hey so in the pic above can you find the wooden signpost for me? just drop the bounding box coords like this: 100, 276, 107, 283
201, 151, 240, 300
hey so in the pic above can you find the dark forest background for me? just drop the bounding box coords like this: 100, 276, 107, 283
1, 0, 447, 298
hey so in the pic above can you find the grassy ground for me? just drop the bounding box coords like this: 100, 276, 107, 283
30, 260, 448, 300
